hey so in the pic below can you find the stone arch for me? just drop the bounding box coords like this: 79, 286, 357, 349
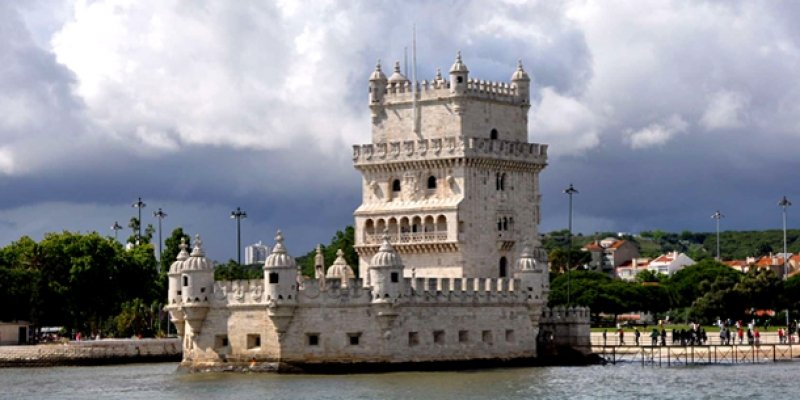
365, 219, 375, 235
424, 215, 435, 232
490, 128, 498, 140
412, 216, 422, 233
391, 178, 401, 192
399, 216, 410, 235
427, 175, 437, 189
436, 215, 447, 232
376, 218, 386, 235
387, 217, 398, 236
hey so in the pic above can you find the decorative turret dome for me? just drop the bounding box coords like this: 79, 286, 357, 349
387, 61, 409, 83
183, 235, 212, 271
511, 60, 530, 82
370, 234, 403, 268
264, 230, 296, 268
326, 249, 356, 280
369, 60, 388, 82
516, 245, 536, 271
449, 51, 469, 74
168, 237, 190, 274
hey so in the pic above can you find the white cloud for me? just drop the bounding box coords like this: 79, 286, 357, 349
701, 90, 749, 130
531, 87, 601, 156
625, 114, 688, 149
0, 147, 14, 175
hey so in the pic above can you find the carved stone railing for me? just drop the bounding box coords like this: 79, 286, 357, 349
364, 232, 447, 245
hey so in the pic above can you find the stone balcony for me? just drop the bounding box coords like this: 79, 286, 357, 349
364, 232, 448, 245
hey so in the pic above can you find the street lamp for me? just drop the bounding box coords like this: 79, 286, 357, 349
111, 221, 123, 241
779, 196, 792, 329
131, 197, 146, 245
153, 208, 168, 272
564, 183, 579, 307
711, 210, 725, 261
231, 207, 247, 265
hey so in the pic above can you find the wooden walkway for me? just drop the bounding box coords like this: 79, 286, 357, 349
593, 344, 798, 366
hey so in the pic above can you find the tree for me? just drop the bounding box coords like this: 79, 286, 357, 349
548, 248, 591, 273
161, 228, 191, 270
635, 269, 661, 283
664, 259, 741, 308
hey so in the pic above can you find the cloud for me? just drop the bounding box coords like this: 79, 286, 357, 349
624, 115, 688, 149
531, 87, 601, 156
701, 90, 749, 130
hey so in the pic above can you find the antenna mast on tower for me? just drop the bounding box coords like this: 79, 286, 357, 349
412, 24, 420, 135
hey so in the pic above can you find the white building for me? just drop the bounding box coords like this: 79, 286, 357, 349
244, 241, 271, 265
648, 251, 695, 276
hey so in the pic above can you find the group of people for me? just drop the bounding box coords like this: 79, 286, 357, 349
600, 320, 800, 346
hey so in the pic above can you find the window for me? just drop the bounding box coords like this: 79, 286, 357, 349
247, 334, 261, 349
433, 330, 445, 345
269, 272, 279, 284
490, 129, 498, 140
200, 287, 205, 293
348, 332, 362, 346
459, 330, 469, 343
215, 335, 229, 349
391, 272, 399, 283
307, 333, 319, 346
506, 330, 515, 343
499, 257, 508, 278
457, 76, 463, 83
408, 331, 419, 346
482, 330, 493, 344
427, 175, 437, 189
182, 276, 189, 287
392, 179, 401, 192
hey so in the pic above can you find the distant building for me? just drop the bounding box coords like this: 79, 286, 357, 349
647, 251, 695, 276
583, 237, 639, 276
244, 241, 271, 265
753, 253, 789, 277
615, 257, 651, 281
0, 321, 30, 345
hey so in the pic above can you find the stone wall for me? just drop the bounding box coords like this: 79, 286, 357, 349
538, 306, 593, 361
0, 338, 181, 367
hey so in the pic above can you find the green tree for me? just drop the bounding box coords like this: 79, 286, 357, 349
664, 259, 742, 308
635, 269, 661, 283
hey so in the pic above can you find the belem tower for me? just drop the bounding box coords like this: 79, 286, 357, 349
165, 53, 591, 372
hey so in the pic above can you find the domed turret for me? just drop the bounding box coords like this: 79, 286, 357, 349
264, 230, 298, 304
369, 233, 404, 303
181, 235, 214, 304
167, 237, 190, 305
326, 249, 356, 287
369, 60, 388, 104
449, 51, 469, 95
511, 60, 531, 106
387, 60, 409, 84
514, 244, 548, 301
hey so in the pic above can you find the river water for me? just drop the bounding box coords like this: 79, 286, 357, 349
2, 361, 798, 399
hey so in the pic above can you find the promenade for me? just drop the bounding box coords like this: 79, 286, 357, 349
0, 338, 181, 367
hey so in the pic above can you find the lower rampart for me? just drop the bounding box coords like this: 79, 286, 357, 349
0, 338, 181, 367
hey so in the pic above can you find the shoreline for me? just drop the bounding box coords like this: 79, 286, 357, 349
0, 338, 181, 368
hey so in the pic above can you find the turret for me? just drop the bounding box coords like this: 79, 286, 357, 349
369, 234, 404, 303
326, 249, 356, 288
165, 237, 190, 337
511, 60, 531, 107
368, 60, 388, 104
180, 235, 214, 334
263, 230, 298, 305
514, 244, 548, 301
449, 51, 469, 95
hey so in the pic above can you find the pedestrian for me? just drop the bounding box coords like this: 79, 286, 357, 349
737, 327, 744, 345
661, 328, 667, 346
754, 328, 760, 346
602, 329, 607, 346
634, 328, 641, 346
650, 328, 659, 346
719, 328, 726, 345
778, 328, 784, 344
747, 328, 754, 345
618, 328, 625, 345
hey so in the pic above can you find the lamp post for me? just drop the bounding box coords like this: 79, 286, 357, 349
779, 196, 792, 329
711, 210, 724, 261
231, 207, 247, 265
153, 208, 168, 272
131, 197, 146, 245
564, 183, 578, 307
111, 221, 122, 241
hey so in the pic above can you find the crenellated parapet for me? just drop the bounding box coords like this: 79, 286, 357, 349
381, 78, 521, 104
353, 136, 547, 168
540, 306, 591, 323
401, 277, 530, 304
213, 279, 265, 306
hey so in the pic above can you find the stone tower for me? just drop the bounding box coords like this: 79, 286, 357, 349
353, 53, 548, 278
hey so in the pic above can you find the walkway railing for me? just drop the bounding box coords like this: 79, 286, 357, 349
593, 344, 796, 366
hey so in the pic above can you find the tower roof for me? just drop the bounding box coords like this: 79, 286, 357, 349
168, 237, 190, 274
388, 61, 409, 83
369, 60, 387, 82
265, 230, 297, 269
370, 233, 403, 268
449, 51, 469, 74
326, 249, 355, 280
183, 235, 212, 271
511, 60, 530, 82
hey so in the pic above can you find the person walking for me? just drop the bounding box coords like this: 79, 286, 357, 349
737, 327, 744, 345
754, 328, 760, 346
602, 329, 607, 346
747, 328, 754, 345
661, 328, 667, 346
650, 328, 659, 346
634, 328, 641, 346
618, 328, 625, 345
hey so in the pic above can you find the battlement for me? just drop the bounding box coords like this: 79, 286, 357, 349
397, 277, 536, 304
381, 78, 521, 104
353, 136, 547, 167
213, 279, 264, 306
540, 306, 591, 323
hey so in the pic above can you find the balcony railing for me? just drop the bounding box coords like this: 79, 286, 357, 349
365, 232, 448, 245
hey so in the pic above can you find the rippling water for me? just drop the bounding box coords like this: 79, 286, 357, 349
3, 361, 799, 399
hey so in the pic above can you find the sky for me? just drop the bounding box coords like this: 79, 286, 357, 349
2, 0, 799, 261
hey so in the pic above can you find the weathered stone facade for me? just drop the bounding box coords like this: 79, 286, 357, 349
165, 54, 589, 372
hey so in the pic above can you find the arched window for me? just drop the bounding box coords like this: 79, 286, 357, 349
496, 173, 501, 191
499, 257, 508, 278
427, 176, 437, 189
503, 217, 508, 231
182, 276, 189, 287
392, 179, 401, 192
497, 219, 502, 231
490, 129, 498, 140
500, 173, 506, 191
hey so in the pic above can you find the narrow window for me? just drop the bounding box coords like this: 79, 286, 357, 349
200, 287, 206, 293
182, 276, 189, 287
457, 76, 463, 83
433, 330, 445, 345
408, 331, 419, 346
490, 129, 498, 140
500, 173, 506, 191
427, 176, 437, 189
215, 335, 229, 349
497, 220, 502, 231
269, 272, 279, 284
348, 332, 362, 346
496, 173, 501, 190
391, 272, 399, 283
482, 330, 493, 344
392, 179, 401, 192
503, 218, 508, 231
459, 330, 469, 343
506, 329, 515, 343
247, 334, 261, 349
499, 257, 508, 278
307, 333, 319, 346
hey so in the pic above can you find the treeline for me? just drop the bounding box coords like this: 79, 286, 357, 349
549, 260, 800, 325
544, 229, 800, 261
